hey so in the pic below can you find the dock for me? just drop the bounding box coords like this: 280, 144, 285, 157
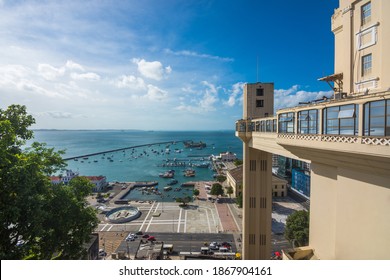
62, 141, 183, 161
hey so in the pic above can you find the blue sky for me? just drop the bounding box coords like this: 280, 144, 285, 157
0, 0, 338, 130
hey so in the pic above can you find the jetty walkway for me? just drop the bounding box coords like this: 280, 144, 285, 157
62, 140, 185, 161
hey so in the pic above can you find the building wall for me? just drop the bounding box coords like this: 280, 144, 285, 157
226, 171, 239, 198
243, 83, 274, 119
242, 146, 272, 259
272, 175, 287, 197
310, 162, 390, 259
332, 0, 390, 94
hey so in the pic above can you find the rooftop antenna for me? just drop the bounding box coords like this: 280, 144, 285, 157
256, 55, 259, 82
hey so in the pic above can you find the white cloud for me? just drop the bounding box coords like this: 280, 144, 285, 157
274, 85, 333, 110
224, 82, 244, 107
146, 85, 168, 101
132, 58, 171, 81
165, 49, 234, 62
0, 64, 64, 98
37, 63, 65, 80
114, 75, 146, 90
65, 60, 85, 71
38, 60, 89, 81
37, 111, 73, 119
70, 72, 100, 81
175, 81, 219, 113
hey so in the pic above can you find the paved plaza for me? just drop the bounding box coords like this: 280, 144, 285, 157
92, 181, 305, 259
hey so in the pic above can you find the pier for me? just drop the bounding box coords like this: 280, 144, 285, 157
62, 141, 183, 161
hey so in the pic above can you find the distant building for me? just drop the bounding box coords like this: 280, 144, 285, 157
50, 169, 79, 185
50, 170, 108, 192
272, 175, 288, 198
85, 176, 108, 192
219, 151, 237, 162
83, 233, 99, 260
226, 165, 243, 197
291, 168, 310, 198
135, 240, 164, 260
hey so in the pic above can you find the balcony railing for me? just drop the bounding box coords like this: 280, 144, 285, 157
236, 92, 390, 147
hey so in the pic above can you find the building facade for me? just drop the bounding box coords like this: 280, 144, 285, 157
236, 0, 390, 260
243, 82, 274, 119
50, 170, 108, 192
226, 165, 243, 198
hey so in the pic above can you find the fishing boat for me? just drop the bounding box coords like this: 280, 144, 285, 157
159, 170, 175, 178
167, 179, 178, 185
184, 169, 196, 177
183, 140, 206, 148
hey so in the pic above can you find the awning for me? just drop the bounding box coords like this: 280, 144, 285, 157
318, 73, 343, 92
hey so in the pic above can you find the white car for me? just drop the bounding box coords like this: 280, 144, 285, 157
209, 242, 220, 250
125, 233, 137, 241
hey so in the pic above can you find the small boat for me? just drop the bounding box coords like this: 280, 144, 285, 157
184, 169, 196, 177
163, 186, 172, 191
167, 179, 178, 185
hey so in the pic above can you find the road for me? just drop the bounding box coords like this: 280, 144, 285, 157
116, 232, 237, 257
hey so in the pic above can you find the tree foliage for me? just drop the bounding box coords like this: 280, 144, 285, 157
226, 186, 234, 198
216, 175, 226, 183
193, 189, 200, 196
0, 105, 98, 259
236, 192, 243, 208
176, 196, 192, 207
284, 210, 310, 247
210, 183, 224, 196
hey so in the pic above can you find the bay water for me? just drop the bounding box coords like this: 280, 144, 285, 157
28, 130, 242, 201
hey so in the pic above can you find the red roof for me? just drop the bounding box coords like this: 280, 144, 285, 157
85, 176, 105, 181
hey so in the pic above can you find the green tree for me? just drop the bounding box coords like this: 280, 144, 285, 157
176, 196, 191, 207
285, 210, 310, 247
233, 159, 243, 166
193, 189, 200, 197
216, 175, 226, 183
236, 192, 243, 208
210, 183, 224, 196
226, 186, 234, 198
0, 105, 98, 259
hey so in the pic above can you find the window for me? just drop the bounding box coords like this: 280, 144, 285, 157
361, 2, 371, 26
256, 88, 264, 96
266, 120, 272, 132
362, 54, 372, 76
256, 100, 264, 107
298, 109, 318, 134
323, 104, 359, 135
364, 100, 390, 136
278, 112, 295, 133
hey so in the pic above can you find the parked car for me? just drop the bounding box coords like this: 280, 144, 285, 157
209, 242, 220, 250
125, 233, 137, 241
135, 231, 143, 235
147, 236, 156, 241
98, 249, 107, 257
142, 234, 150, 238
